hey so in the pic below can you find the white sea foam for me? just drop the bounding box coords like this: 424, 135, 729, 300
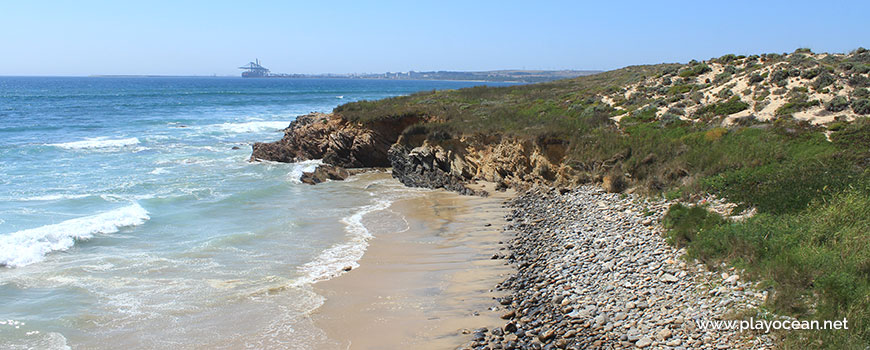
17, 194, 91, 202
211, 121, 291, 133
48, 137, 140, 150
297, 197, 393, 284
0, 203, 150, 267
286, 160, 323, 183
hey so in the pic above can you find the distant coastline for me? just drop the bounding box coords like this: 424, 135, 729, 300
87, 70, 601, 83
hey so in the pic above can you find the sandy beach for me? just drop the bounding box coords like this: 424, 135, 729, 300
312, 183, 515, 349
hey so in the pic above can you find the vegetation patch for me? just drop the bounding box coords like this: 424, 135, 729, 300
694, 96, 749, 118
678, 64, 712, 78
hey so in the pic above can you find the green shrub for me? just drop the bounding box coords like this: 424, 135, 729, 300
662, 203, 725, 247
716, 54, 739, 64
622, 106, 658, 123
826, 96, 850, 112
853, 99, 870, 115
771, 69, 790, 86
776, 98, 821, 116
749, 74, 764, 84
668, 84, 697, 95
667, 107, 685, 116
664, 183, 870, 348
714, 72, 732, 84
679, 64, 712, 77
695, 96, 749, 118
849, 74, 870, 88
754, 88, 771, 101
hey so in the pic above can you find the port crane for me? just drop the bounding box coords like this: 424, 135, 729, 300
239, 59, 270, 78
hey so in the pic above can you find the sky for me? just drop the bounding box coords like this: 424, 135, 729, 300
1, 0, 868, 76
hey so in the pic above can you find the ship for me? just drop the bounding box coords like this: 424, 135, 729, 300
239, 59, 270, 78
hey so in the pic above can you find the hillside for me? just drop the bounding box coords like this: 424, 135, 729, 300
252, 48, 870, 348
606, 49, 870, 125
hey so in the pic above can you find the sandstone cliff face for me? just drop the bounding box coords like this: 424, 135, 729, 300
388, 133, 586, 193
250, 112, 420, 168
251, 112, 586, 194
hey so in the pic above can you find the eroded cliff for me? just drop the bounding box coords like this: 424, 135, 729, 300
251, 112, 587, 194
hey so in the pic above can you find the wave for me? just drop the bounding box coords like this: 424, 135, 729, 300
296, 197, 393, 284
0, 203, 150, 267
47, 137, 140, 150
286, 160, 323, 183
209, 121, 290, 134
16, 194, 92, 202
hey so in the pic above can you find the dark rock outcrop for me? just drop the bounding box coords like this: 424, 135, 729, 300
388, 143, 483, 196
250, 112, 420, 168
299, 165, 350, 185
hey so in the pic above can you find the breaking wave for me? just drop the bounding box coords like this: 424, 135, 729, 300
0, 203, 150, 267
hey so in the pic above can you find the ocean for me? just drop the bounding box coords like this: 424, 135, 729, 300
0, 77, 511, 349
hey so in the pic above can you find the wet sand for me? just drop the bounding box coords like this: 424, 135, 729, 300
313, 183, 515, 349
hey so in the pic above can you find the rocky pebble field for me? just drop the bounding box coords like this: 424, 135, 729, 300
461, 186, 777, 349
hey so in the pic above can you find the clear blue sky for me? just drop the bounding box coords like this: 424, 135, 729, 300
1, 0, 868, 76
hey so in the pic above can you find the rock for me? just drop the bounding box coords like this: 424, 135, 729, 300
231, 146, 241, 150
661, 273, 679, 283
459, 184, 774, 349
538, 329, 555, 342
299, 164, 350, 185
342, 266, 352, 272
635, 337, 652, 348
250, 112, 417, 167
724, 274, 740, 285
501, 310, 516, 320
656, 328, 672, 341
389, 143, 484, 196
602, 174, 626, 193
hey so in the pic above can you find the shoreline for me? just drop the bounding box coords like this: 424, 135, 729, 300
311, 181, 516, 349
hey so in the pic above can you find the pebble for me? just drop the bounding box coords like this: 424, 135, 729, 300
465, 185, 774, 350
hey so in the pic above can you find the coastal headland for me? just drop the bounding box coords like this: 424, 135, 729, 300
253, 48, 870, 348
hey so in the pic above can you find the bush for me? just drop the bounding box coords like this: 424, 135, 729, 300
771, 69, 790, 86
776, 98, 821, 116
853, 99, 870, 115
623, 106, 658, 123
749, 74, 764, 84
694, 96, 749, 118
826, 96, 850, 112
661, 204, 725, 247
800, 67, 822, 79
848, 74, 870, 88
679, 64, 712, 77
812, 73, 836, 90
716, 54, 739, 64
664, 184, 870, 349
668, 84, 697, 95
714, 72, 732, 84
667, 107, 685, 116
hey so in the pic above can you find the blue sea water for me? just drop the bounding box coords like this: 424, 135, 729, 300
0, 77, 510, 349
